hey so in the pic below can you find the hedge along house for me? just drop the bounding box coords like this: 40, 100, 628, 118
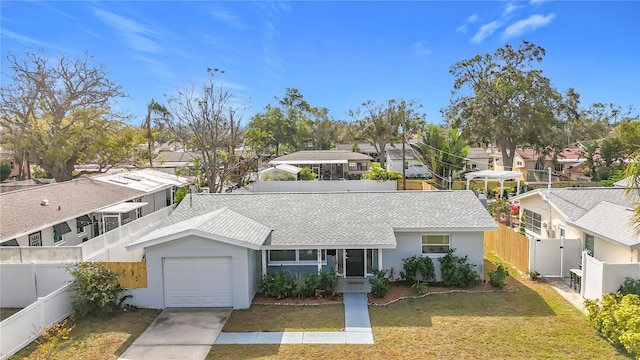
125, 191, 497, 309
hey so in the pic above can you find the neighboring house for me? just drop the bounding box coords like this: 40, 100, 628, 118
493, 147, 586, 181
335, 143, 382, 163
152, 151, 198, 174
258, 164, 301, 181
465, 147, 492, 171
514, 187, 639, 264
0, 146, 23, 181
0, 169, 190, 247
125, 191, 497, 309
269, 150, 373, 180
385, 146, 431, 178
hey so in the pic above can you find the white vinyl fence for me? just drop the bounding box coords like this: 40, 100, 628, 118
0, 206, 172, 264
0, 282, 73, 360
581, 253, 640, 300
248, 179, 396, 192
529, 237, 581, 277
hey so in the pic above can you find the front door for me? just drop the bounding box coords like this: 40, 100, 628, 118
345, 249, 365, 277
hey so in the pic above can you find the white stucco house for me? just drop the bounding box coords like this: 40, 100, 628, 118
514, 187, 639, 264
0, 169, 190, 247
125, 191, 497, 309
385, 147, 431, 178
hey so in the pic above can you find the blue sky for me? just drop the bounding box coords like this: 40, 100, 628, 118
2, 1, 639, 127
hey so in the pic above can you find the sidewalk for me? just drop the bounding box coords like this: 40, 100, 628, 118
545, 277, 587, 315
215, 293, 374, 345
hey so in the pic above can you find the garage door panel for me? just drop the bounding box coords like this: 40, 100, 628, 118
164, 257, 232, 307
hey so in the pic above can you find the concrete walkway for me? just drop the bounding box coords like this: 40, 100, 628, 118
119, 308, 231, 360
215, 293, 374, 345
545, 277, 587, 314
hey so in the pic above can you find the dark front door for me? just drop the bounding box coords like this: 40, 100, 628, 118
346, 249, 365, 277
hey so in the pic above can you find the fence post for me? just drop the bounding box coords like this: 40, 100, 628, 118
31, 262, 38, 300
580, 252, 587, 297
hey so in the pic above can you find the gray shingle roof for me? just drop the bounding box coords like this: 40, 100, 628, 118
130, 207, 271, 249
537, 188, 635, 221
162, 191, 496, 248
570, 202, 639, 249
0, 177, 145, 241
270, 150, 373, 163
386, 148, 416, 160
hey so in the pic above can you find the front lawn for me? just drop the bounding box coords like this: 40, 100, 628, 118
11, 308, 160, 360
223, 304, 344, 332
210, 261, 628, 359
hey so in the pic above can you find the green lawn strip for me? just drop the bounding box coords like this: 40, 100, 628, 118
12, 308, 160, 360
222, 304, 345, 332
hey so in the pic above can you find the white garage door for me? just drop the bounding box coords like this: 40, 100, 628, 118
163, 257, 233, 307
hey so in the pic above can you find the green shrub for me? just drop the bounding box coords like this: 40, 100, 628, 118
585, 293, 640, 357
400, 256, 435, 293
365, 166, 403, 180
488, 265, 509, 288
0, 163, 11, 182
438, 249, 480, 288
299, 167, 317, 180
369, 269, 390, 298
296, 270, 338, 298
174, 187, 188, 204
526, 269, 541, 281
618, 277, 640, 296
259, 268, 297, 299
68, 262, 130, 317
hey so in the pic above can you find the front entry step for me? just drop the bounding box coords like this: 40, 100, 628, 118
337, 278, 371, 293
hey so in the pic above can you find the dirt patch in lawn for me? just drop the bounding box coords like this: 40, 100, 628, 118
252, 293, 343, 305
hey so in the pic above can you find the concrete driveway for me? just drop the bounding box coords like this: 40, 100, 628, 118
119, 308, 231, 360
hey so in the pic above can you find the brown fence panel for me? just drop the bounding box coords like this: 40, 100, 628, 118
102, 262, 147, 288
398, 180, 438, 191
485, 223, 529, 273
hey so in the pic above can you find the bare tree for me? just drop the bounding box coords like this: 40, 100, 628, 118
0, 49, 126, 181
164, 70, 250, 193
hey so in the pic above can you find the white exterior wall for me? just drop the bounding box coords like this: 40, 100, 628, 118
386, 157, 422, 174
520, 195, 579, 240
247, 249, 261, 297
127, 236, 253, 309
382, 231, 485, 282
595, 238, 635, 263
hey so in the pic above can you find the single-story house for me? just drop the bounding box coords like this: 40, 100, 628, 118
152, 151, 198, 175
465, 147, 492, 171
493, 147, 586, 182
0, 169, 190, 247
513, 187, 639, 264
258, 164, 301, 181
125, 191, 497, 309
385, 147, 431, 178
269, 150, 373, 180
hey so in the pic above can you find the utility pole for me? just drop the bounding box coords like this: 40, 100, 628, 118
401, 117, 406, 190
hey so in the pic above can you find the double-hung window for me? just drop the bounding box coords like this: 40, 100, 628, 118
422, 235, 450, 254
523, 209, 542, 235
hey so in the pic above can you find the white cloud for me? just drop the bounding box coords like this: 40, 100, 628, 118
471, 21, 501, 43
92, 8, 161, 54
456, 24, 468, 33
412, 41, 432, 56
468, 14, 479, 22
502, 13, 556, 39
503, 2, 522, 16
209, 7, 248, 29
530, 0, 551, 5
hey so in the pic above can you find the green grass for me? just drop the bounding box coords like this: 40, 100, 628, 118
209, 254, 631, 360
223, 304, 345, 332
11, 308, 160, 360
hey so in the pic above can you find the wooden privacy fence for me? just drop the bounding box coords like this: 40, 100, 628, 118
485, 223, 529, 273
397, 179, 438, 190
102, 262, 147, 288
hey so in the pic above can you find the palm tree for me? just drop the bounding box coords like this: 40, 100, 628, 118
623, 152, 640, 232
143, 99, 169, 167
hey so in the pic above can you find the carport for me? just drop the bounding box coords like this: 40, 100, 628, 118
465, 170, 522, 199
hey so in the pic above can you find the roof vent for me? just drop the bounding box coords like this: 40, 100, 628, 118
41, 199, 49, 206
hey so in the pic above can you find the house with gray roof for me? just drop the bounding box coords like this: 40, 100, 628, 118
0, 169, 190, 247
269, 150, 373, 180
124, 190, 497, 309
513, 187, 639, 264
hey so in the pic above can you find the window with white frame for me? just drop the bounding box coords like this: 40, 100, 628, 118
523, 209, 542, 235
585, 234, 595, 256
269, 249, 326, 264
422, 235, 450, 254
